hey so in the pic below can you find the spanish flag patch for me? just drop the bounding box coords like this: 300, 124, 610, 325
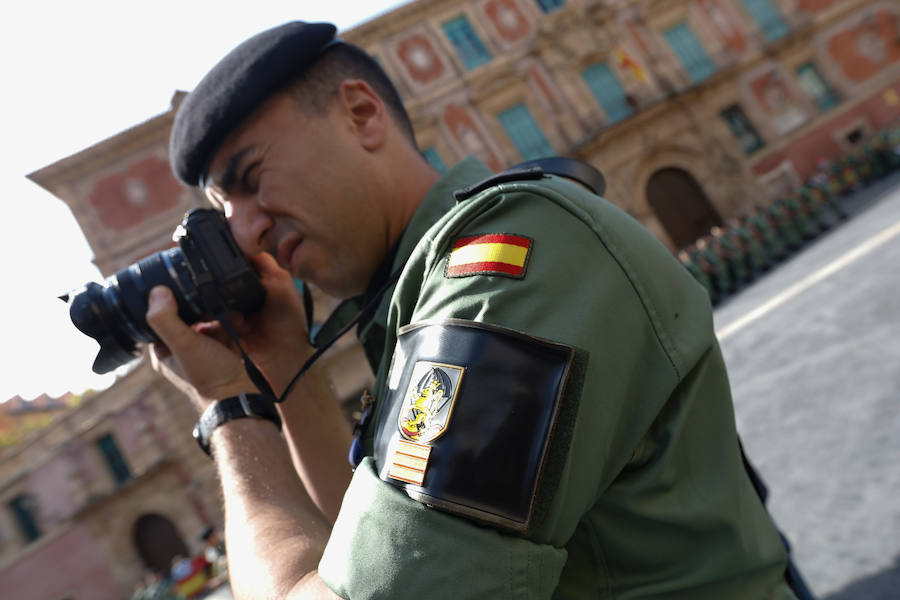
445, 233, 533, 279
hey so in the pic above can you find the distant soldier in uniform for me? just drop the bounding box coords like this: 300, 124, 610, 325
781, 195, 817, 241
768, 199, 803, 251
710, 225, 749, 288
747, 206, 786, 263
695, 235, 732, 299
732, 217, 769, 276
808, 160, 848, 220
678, 248, 716, 304
798, 186, 830, 231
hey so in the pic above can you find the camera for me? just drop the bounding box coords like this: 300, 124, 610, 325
63, 209, 266, 374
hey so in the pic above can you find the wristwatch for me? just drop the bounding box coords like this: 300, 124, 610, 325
193, 393, 282, 456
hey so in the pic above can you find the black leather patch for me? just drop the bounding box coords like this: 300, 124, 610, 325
374, 319, 577, 533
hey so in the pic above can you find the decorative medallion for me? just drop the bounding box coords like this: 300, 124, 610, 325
398, 362, 465, 443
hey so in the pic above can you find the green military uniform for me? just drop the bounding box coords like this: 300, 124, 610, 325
693, 241, 732, 299
769, 199, 804, 249
318, 158, 795, 599
747, 210, 785, 263
678, 251, 716, 304
733, 222, 769, 275
710, 230, 749, 287
798, 187, 829, 231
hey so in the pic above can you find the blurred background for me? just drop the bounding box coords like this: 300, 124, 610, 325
1, 0, 898, 598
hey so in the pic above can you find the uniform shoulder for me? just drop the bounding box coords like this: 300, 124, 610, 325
453, 158, 606, 202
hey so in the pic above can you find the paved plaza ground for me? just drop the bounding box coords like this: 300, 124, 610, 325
715, 171, 900, 599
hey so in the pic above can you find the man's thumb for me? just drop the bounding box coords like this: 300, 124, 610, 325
146, 286, 190, 349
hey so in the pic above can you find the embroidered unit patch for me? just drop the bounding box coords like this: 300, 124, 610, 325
445, 234, 533, 279
398, 361, 464, 443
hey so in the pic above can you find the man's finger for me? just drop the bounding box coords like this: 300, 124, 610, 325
146, 285, 195, 353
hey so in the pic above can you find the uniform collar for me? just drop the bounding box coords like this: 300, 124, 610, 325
352, 157, 493, 362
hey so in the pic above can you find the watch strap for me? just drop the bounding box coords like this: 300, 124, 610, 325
193, 393, 282, 456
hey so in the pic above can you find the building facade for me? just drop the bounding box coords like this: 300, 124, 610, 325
346, 0, 900, 247
8, 0, 900, 598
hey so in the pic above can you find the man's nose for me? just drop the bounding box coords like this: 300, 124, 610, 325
227, 202, 272, 255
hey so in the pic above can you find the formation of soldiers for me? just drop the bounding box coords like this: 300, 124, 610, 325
679, 126, 900, 306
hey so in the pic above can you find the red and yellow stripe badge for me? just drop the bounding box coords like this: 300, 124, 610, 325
388, 439, 432, 485
445, 234, 533, 279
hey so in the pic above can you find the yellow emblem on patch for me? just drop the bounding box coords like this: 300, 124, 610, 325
398, 361, 465, 443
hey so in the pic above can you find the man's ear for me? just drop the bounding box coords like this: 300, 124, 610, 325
337, 80, 387, 152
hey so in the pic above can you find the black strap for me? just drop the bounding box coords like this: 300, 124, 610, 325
193, 393, 282, 456
509, 157, 606, 196
275, 268, 402, 403
203, 263, 400, 404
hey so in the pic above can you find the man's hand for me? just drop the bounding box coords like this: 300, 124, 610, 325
146, 285, 253, 408
145, 252, 314, 406
145, 251, 352, 523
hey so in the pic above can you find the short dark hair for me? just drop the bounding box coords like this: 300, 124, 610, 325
286, 42, 418, 147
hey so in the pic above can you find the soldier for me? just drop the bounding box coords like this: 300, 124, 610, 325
710, 225, 749, 288
798, 185, 830, 231
872, 128, 900, 174
691, 240, 730, 304
733, 216, 769, 276
768, 199, 803, 251
781, 195, 818, 241
808, 160, 848, 220
145, 21, 803, 599
746, 206, 786, 263
678, 248, 716, 304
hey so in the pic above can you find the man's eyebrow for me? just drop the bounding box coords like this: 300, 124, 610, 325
212, 147, 255, 195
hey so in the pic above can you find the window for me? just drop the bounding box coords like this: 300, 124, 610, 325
664, 23, 717, 83
9, 494, 41, 543
796, 62, 840, 111
741, 0, 790, 42
497, 104, 555, 160
721, 105, 765, 154
423, 148, 447, 173
97, 433, 132, 485
582, 63, 634, 124
535, 0, 564, 13
442, 16, 492, 70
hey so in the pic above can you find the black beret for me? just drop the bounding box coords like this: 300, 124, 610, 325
170, 21, 338, 186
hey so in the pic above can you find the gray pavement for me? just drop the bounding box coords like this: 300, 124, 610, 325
714, 172, 900, 599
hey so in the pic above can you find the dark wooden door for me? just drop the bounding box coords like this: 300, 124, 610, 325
646, 168, 722, 248
133, 513, 189, 574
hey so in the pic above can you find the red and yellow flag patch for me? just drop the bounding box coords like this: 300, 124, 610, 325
445, 233, 533, 279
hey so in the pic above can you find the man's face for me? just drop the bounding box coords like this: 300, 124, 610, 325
203, 91, 387, 299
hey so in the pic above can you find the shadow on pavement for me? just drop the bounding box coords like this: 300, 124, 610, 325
822, 554, 900, 600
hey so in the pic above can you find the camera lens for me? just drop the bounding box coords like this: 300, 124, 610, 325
63, 209, 266, 375
65, 247, 203, 374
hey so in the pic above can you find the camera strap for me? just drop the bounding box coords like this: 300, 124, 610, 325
211, 267, 403, 405
275, 268, 403, 403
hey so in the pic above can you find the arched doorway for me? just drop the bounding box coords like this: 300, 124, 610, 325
646, 168, 723, 248
133, 513, 189, 574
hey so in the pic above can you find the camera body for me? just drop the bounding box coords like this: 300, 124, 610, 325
65, 209, 266, 374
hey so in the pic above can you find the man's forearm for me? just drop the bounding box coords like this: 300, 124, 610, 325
211, 418, 333, 599
276, 361, 354, 524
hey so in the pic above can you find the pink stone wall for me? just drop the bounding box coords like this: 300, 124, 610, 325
0, 524, 125, 600
26, 454, 75, 526
752, 82, 900, 181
